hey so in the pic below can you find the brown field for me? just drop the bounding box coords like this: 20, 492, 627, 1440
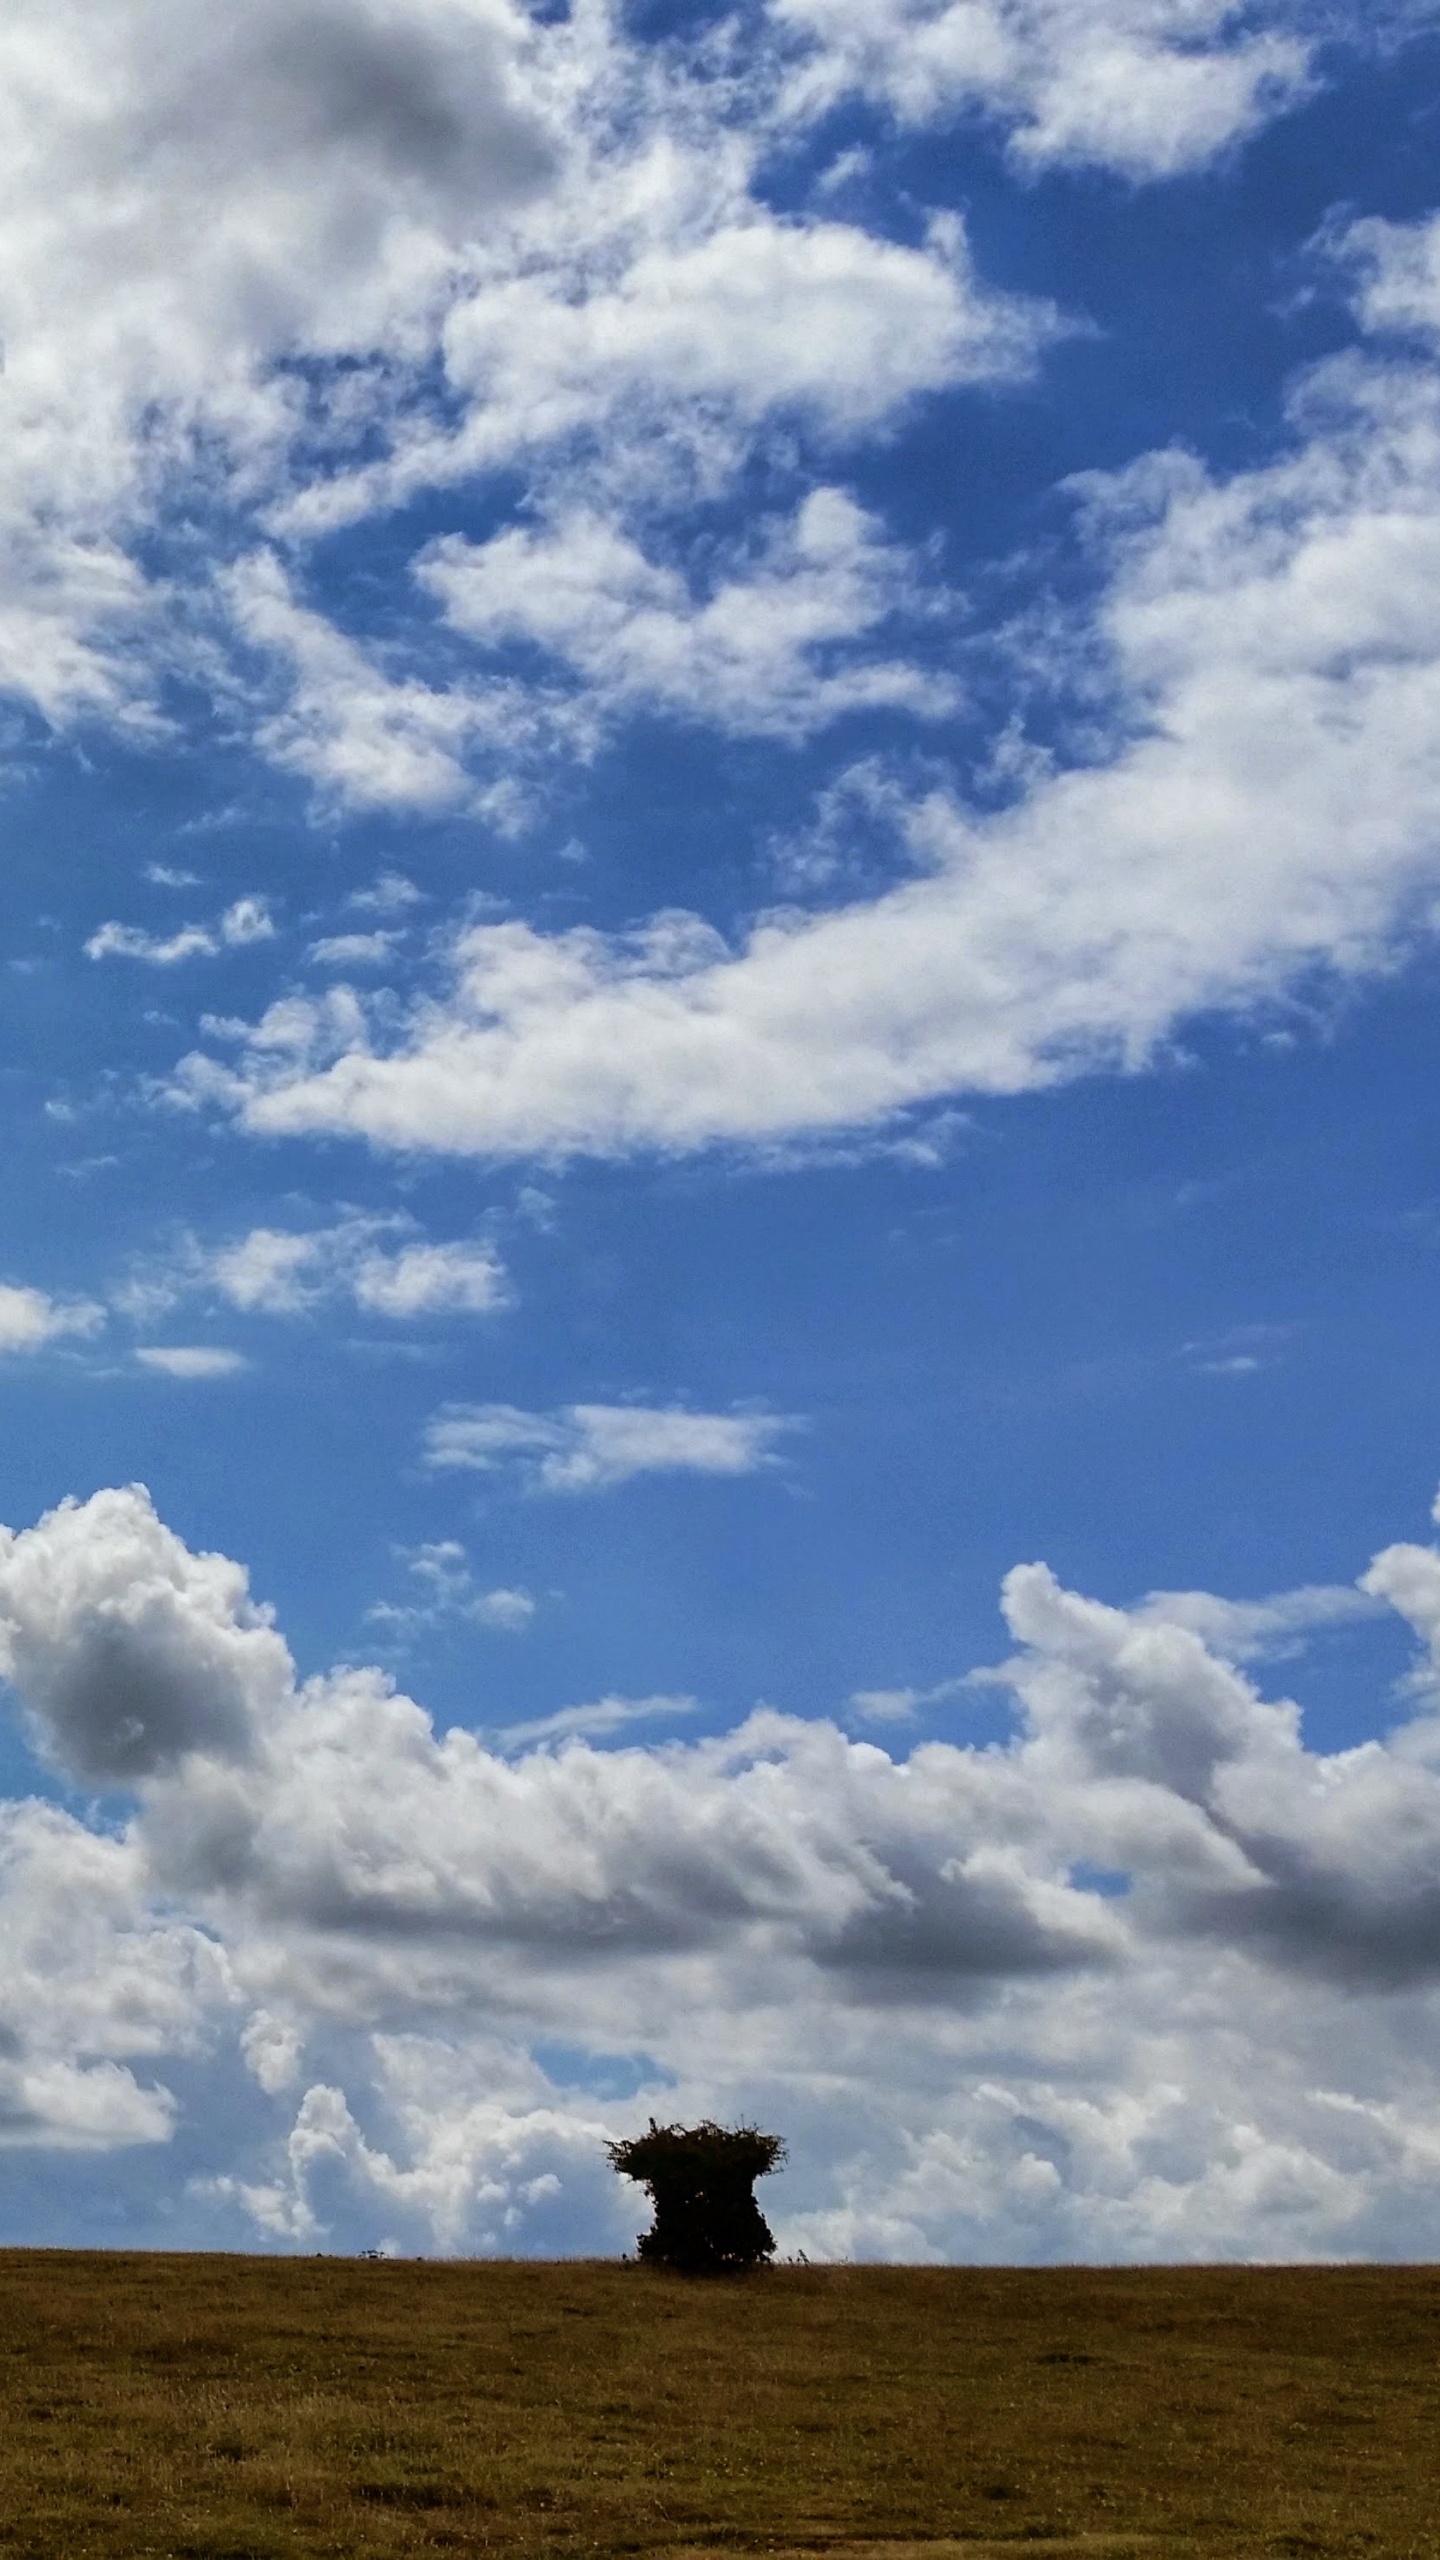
0, 2254, 1435, 2560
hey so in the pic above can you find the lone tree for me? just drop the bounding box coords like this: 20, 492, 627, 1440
607, 2119, 785, 2274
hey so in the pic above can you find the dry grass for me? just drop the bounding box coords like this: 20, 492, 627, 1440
0, 2253, 1435, 2559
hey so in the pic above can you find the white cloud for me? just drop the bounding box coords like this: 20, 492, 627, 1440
1133, 1582, 1385, 1661
0, 1797, 226, 2149
207, 1228, 322, 1316
0, 1484, 289, 1780
497, 1693, 698, 1747
240, 2007, 305, 2099
419, 488, 957, 741
282, 202, 1058, 543
476, 1588, 539, 1634
87, 922, 220, 966
0, 1284, 104, 1353
209, 2056, 619, 2253
150, 1216, 512, 1324
0, 0, 1067, 791
135, 1346, 248, 1379
848, 1675, 969, 1723
0, 0, 557, 729
422, 1400, 797, 1490
0, 0, 1405, 807
226, 479, 962, 812
10, 1481, 1440, 2252
308, 931, 400, 968
1339, 209, 1440, 345
347, 871, 423, 916
351, 1239, 512, 1319
774, 0, 1314, 177
225, 550, 548, 819
86, 896, 275, 965
179, 321, 1440, 1162
367, 1542, 537, 1638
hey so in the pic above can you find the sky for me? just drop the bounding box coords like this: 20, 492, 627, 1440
10, 0, 1440, 2264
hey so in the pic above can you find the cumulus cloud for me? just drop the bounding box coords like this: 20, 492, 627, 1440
0, 1798, 226, 2149
134, 1346, 249, 1379
347, 872, 423, 917
0, 1485, 289, 1781
0, 0, 556, 723
367, 1542, 537, 1638
422, 1400, 797, 1490
419, 487, 958, 740
308, 931, 400, 969
11, 1483, 1440, 2251
774, 0, 1315, 177
0, 0, 1410, 817
1338, 208, 1440, 344
223, 477, 965, 813
86, 897, 275, 965
282, 201, 1058, 542
0, 0, 1065, 788
351, 1238, 512, 1319
128, 1215, 511, 1325
0, 1284, 104, 1353
176, 312, 1440, 1162
209, 2050, 621, 2253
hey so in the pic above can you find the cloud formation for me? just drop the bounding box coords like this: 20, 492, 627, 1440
135, 1346, 249, 1380
367, 1542, 537, 1639
418, 488, 959, 743
124, 1217, 511, 1326
0, 1285, 104, 1354
776, 0, 1314, 177
422, 1400, 797, 1490
5, 1483, 1440, 2251
0, 0, 1061, 787
497, 1693, 699, 1747
170, 277, 1440, 1162
0, 1485, 289, 1781
86, 898, 275, 966
0, 0, 1372, 799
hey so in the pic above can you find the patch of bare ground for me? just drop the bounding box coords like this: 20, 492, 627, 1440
0, 2256, 1434, 2558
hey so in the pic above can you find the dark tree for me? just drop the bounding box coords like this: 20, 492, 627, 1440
607, 2118, 786, 2274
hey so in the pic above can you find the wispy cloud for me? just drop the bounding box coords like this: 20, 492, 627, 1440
419, 489, 959, 745
367, 1543, 537, 1639
120, 1218, 511, 1327
86, 897, 274, 966
307, 932, 401, 970
1132, 1583, 1385, 1664
847, 1675, 970, 1724
172, 271, 1440, 1165
0, 1284, 104, 1354
135, 1346, 248, 1380
496, 1694, 698, 1748
422, 1401, 798, 1492
777, 0, 1313, 179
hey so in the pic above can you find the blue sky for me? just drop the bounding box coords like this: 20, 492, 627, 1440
8, 0, 1440, 2259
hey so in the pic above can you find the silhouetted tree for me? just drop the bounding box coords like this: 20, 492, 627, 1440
607, 2119, 785, 2274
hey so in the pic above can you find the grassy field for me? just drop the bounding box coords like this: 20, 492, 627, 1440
0, 2253, 1435, 2560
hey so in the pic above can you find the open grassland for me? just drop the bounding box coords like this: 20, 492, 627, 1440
0, 2255, 1436, 2560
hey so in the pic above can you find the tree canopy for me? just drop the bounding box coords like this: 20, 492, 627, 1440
607, 2119, 785, 2275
